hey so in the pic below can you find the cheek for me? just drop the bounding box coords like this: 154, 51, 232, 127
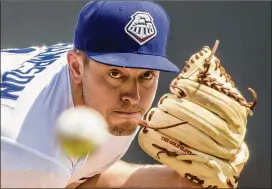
140, 84, 158, 112
82, 75, 119, 117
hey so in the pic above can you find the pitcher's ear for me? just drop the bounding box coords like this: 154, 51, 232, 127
67, 50, 84, 84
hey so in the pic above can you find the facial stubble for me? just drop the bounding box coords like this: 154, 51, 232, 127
82, 78, 139, 137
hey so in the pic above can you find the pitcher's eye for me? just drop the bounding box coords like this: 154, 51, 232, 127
141, 71, 154, 80
108, 70, 123, 79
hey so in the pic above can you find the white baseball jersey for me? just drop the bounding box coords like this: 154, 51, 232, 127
1, 43, 138, 187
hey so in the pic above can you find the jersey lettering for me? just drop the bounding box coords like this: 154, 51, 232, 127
1, 43, 72, 101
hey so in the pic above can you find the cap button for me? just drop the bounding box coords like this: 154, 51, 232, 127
119, 6, 124, 11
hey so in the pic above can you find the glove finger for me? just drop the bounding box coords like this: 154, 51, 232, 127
138, 128, 248, 188
170, 78, 248, 135
171, 43, 255, 133
157, 93, 242, 149
145, 107, 237, 159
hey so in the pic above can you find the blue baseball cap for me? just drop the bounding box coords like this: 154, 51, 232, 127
74, 1, 179, 73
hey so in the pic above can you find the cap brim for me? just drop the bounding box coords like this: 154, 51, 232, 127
85, 52, 180, 73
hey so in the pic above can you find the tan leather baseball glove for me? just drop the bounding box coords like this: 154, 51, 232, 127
138, 40, 257, 188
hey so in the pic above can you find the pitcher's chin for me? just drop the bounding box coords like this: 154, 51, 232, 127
107, 121, 139, 136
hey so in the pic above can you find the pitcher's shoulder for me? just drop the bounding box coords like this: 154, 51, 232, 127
1, 43, 73, 70
1, 43, 74, 55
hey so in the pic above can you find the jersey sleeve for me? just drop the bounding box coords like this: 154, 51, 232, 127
1, 46, 44, 75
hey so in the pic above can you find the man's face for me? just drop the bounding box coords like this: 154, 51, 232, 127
80, 58, 159, 136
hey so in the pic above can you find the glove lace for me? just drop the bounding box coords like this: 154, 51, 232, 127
176, 40, 257, 111
197, 58, 257, 111
138, 120, 188, 133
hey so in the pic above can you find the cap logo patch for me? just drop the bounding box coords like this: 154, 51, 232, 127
124, 11, 157, 46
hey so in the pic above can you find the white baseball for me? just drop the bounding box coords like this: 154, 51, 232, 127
55, 106, 109, 158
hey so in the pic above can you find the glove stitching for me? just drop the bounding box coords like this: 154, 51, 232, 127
172, 82, 244, 132
138, 118, 238, 188
165, 101, 239, 148
144, 109, 236, 159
